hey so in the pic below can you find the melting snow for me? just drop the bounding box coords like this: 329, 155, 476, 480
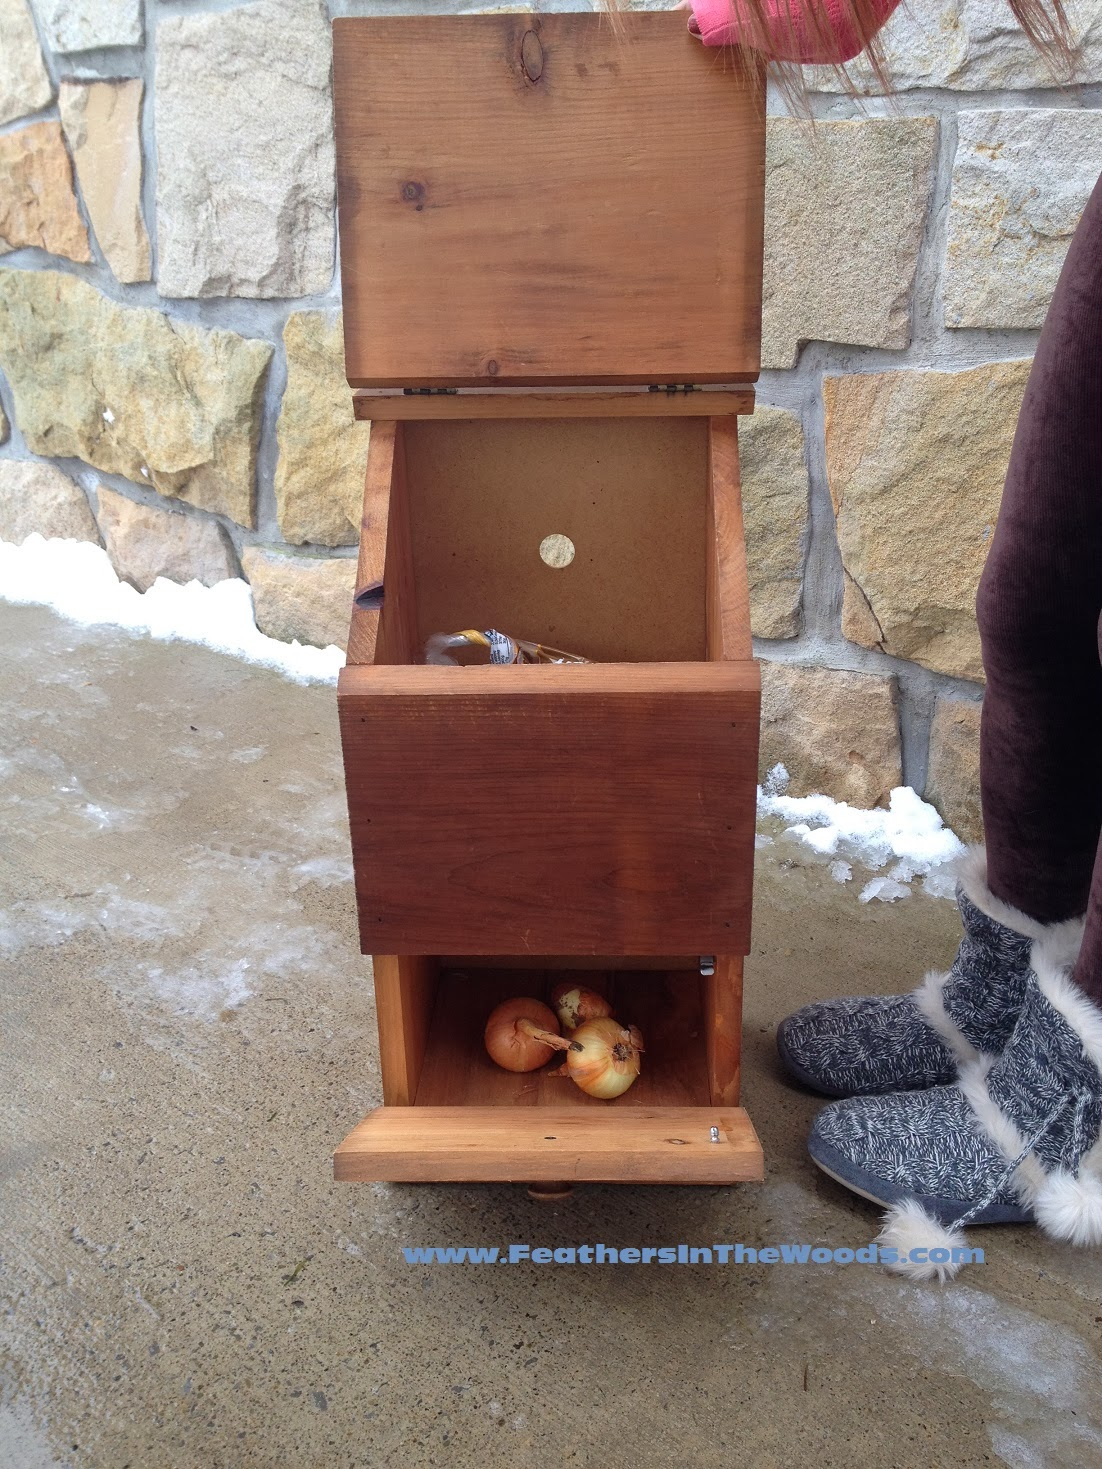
0, 534, 344, 685
758, 764, 965, 901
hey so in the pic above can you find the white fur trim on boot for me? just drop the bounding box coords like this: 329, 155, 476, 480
1033, 939, 1102, 1073
957, 847, 1086, 960
875, 1201, 971, 1283
1033, 1170, 1102, 1246
912, 969, 980, 1067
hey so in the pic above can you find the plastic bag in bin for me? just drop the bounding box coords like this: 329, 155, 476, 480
424, 629, 590, 666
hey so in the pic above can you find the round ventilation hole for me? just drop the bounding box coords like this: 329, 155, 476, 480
539, 533, 575, 569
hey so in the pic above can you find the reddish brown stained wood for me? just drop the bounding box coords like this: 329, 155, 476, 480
338, 661, 760, 955
346, 420, 395, 665
333, 1105, 765, 1184
704, 955, 744, 1106
372, 954, 438, 1105
332, 13, 766, 388
707, 417, 753, 662
352, 390, 757, 422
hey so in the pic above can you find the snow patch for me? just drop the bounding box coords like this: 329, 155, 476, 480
758, 764, 965, 900
0, 535, 344, 685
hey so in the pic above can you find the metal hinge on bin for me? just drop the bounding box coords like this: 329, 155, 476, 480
402, 387, 459, 396
649, 384, 699, 395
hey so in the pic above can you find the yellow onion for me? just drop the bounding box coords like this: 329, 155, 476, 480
484, 997, 562, 1073
533, 1017, 644, 1099
549, 980, 614, 1034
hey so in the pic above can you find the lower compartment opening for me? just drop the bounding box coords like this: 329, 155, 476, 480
413, 965, 710, 1108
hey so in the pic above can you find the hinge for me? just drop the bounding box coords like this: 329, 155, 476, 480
402, 387, 459, 396
648, 384, 699, 395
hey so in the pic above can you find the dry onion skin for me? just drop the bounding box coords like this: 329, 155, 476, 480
549, 980, 614, 1034
534, 1017, 645, 1099
484, 997, 563, 1073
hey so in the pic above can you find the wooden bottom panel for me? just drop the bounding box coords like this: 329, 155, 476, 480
334, 1105, 763, 1184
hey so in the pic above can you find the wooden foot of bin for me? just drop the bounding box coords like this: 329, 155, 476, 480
527, 1181, 575, 1201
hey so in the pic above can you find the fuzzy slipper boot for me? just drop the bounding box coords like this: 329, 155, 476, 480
776, 849, 1084, 1097
807, 926, 1102, 1280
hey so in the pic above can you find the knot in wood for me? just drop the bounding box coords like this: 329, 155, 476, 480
520, 29, 544, 83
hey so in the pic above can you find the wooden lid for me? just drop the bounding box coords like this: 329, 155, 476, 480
332, 12, 766, 390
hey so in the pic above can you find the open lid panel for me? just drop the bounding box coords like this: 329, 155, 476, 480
332, 12, 766, 389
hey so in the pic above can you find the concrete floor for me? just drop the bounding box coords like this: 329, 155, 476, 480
2, 602, 1101, 1469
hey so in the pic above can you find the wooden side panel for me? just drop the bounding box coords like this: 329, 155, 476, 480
704, 419, 755, 1109
338, 661, 761, 955
332, 13, 766, 387
334, 1105, 765, 1184
354, 390, 757, 421
704, 956, 744, 1107
707, 416, 753, 663
372, 954, 438, 1106
347, 421, 395, 665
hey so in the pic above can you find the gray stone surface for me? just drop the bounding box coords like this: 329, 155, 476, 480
763, 117, 938, 369
241, 544, 356, 651
825, 361, 1031, 682
0, 0, 54, 127
808, 0, 1102, 92
95, 485, 238, 593
0, 458, 100, 544
926, 695, 984, 845
0, 270, 272, 527
5, 598, 1099, 1469
32, 0, 142, 52
944, 109, 1102, 330
155, 0, 335, 299
739, 406, 808, 640
59, 79, 151, 285
760, 661, 902, 807
275, 311, 370, 547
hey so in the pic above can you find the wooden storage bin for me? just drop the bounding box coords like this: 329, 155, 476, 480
331, 10, 767, 1186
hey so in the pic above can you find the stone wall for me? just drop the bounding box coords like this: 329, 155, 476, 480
1, 0, 1100, 839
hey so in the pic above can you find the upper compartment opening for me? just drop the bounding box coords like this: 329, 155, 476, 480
404, 417, 708, 663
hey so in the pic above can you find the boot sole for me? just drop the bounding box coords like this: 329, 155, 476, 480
808, 1133, 1033, 1227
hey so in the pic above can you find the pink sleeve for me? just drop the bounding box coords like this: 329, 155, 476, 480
687, 0, 902, 64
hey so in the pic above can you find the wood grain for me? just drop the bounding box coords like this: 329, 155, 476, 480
414, 969, 710, 1108
333, 1105, 765, 1184
353, 390, 757, 421
401, 417, 709, 664
704, 955, 744, 1107
332, 13, 766, 388
372, 954, 438, 1106
338, 661, 761, 955
707, 416, 753, 662
346, 421, 394, 664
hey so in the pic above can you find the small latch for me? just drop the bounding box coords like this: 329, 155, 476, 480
710, 1126, 721, 1144
699, 956, 716, 977
648, 384, 699, 395
402, 387, 459, 396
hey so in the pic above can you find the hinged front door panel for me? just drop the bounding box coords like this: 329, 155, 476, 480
338, 661, 760, 955
334, 1106, 765, 1184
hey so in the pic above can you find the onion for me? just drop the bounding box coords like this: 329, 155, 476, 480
484, 997, 562, 1073
532, 1017, 645, 1099
549, 980, 614, 1034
